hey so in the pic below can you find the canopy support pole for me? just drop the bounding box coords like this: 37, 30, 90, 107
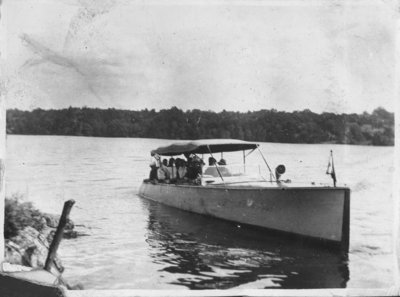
245, 148, 256, 158
257, 146, 276, 181
243, 150, 246, 174
207, 145, 224, 183
242, 148, 256, 174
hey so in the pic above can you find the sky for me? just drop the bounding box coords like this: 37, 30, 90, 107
1, 0, 398, 114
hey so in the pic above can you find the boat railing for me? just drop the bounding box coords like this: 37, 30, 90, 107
200, 164, 335, 187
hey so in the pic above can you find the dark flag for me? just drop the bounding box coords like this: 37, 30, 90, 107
326, 150, 337, 187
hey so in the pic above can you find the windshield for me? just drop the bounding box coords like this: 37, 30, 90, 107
200, 149, 275, 184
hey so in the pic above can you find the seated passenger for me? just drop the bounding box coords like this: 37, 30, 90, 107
167, 158, 177, 181
162, 159, 168, 167
185, 162, 197, 179
194, 155, 204, 177
208, 157, 217, 166
217, 158, 231, 177
218, 158, 226, 166
186, 154, 203, 179
204, 157, 219, 177
176, 158, 187, 180
158, 158, 171, 181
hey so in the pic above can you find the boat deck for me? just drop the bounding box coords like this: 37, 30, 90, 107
145, 177, 348, 190
201, 172, 348, 189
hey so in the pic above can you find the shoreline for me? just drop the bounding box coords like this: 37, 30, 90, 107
5, 133, 395, 147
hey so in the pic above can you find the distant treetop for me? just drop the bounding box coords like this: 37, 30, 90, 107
6, 107, 394, 146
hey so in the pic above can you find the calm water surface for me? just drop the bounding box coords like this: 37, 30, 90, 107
5, 135, 396, 289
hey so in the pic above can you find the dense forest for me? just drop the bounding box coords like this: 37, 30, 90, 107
6, 106, 394, 146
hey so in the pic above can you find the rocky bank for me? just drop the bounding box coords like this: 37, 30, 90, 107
4, 213, 76, 273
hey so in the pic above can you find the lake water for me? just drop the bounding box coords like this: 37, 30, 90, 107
5, 135, 397, 289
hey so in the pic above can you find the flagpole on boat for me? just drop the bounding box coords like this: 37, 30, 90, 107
326, 150, 337, 187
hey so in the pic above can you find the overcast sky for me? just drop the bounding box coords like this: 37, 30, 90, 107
2, 0, 398, 113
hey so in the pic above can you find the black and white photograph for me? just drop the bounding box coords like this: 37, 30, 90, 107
0, 0, 398, 296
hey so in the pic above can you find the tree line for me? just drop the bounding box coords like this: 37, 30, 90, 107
6, 106, 394, 146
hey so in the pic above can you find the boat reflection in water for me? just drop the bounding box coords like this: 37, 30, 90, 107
142, 199, 349, 290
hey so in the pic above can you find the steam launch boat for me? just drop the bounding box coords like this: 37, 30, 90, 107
138, 139, 350, 251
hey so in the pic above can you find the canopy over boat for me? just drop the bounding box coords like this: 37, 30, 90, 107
152, 139, 259, 156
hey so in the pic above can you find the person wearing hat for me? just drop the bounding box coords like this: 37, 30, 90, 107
217, 158, 231, 177
167, 157, 177, 182
204, 157, 219, 177
218, 158, 226, 166
186, 154, 203, 180
157, 158, 171, 182
176, 158, 187, 180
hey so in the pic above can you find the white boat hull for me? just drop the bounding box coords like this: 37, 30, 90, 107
138, 182, 350, 251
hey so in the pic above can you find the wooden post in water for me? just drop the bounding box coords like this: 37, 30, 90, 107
44, 200, 75, 272
0, 79, 6, 266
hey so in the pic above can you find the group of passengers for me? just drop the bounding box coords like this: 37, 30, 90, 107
203, 157, 230, 177
148, 151, 229, 184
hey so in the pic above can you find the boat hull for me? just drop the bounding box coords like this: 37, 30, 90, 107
138, 182, 350, 251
